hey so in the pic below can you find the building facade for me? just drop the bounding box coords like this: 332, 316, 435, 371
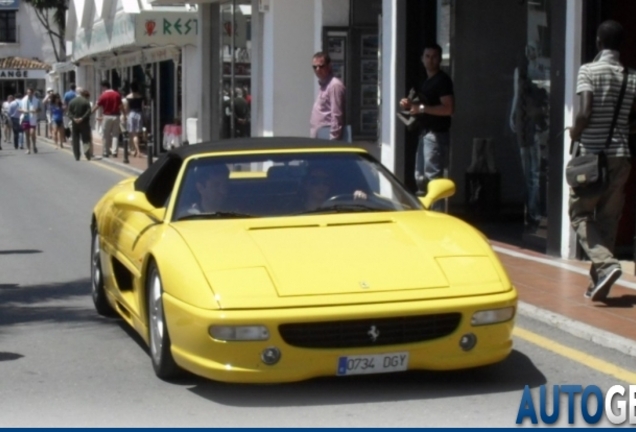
0, 0, 58, 99
65, 0, 200, 152
142, 0, 634, 263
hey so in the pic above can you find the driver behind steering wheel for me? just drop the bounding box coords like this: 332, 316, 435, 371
299, 165, 367, 212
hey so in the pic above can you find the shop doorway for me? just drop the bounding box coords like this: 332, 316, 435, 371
402, 0, 563, 252
402, 0, 438, 193
0, 80, 21, 100
158, 59, 176, 148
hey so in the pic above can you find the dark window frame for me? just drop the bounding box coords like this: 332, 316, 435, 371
0, 11, 17, 43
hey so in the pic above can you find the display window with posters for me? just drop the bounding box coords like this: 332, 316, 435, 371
220, 0, 252, 140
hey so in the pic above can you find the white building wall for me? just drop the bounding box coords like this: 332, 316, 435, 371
380, 0, 402, 173
261, 0, 318, 137
322, 0, 348, 26
182, 3, 206, 144
1, 2, 55, 63
562, 0, 584, 259
183, 44, 201, 143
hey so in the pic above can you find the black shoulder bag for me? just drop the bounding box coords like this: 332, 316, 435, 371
565, 68, 628, 197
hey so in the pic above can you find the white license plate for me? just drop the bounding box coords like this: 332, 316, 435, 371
337, 352, 409, 376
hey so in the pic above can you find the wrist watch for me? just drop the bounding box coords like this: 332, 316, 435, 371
419, 104, 425, 112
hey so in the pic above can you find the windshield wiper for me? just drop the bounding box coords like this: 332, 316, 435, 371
295, 204, 388, 215
177, 211, 257, 221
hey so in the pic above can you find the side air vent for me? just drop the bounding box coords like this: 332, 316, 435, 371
111, 258, 134, 291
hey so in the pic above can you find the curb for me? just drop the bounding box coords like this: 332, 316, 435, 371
517, 301, 636, 357
38, 135, 146, 176
98, 154, 145, 176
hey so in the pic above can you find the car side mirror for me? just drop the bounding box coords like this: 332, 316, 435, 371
113, 191, 157, 214
418, 179, 456, 209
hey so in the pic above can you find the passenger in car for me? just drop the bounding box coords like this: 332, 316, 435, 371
188, 164, 230, 214
299, 166, 367, 212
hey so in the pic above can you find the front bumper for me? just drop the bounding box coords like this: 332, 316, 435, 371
163, 289, 517, 384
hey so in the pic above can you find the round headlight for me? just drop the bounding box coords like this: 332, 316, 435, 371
261, 347, 282, 365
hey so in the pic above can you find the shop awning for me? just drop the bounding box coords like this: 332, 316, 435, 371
72, 9, 198, 62
0, 57, 51, 70
48, 62, 76, 77
91, 45, 180, 71
0, 57, 51, 80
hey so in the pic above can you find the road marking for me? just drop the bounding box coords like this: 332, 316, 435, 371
514, 326, 636, 383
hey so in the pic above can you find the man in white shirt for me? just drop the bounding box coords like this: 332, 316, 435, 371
19, 87, 41, 154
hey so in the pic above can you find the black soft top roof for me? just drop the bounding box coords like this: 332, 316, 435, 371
173, 136, 360, 158
133, 137, 367, 207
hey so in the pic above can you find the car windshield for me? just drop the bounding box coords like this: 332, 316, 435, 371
172, 152, 423, 220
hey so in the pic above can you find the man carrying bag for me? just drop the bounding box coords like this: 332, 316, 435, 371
568, 20, 636, 302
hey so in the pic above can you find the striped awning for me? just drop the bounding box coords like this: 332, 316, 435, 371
0, 57, 51, 70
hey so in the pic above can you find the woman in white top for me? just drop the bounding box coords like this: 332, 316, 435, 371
123, 82, 145, 157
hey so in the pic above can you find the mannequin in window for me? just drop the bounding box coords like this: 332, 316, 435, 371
509, 42, 549, 233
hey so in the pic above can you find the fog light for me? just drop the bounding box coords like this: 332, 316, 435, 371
261, 347, 281, 365
459, 333, 477, 351
209, 325, 270, 341
471, 307, 515, 326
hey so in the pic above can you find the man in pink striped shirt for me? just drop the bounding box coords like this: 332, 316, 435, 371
310, 52, 346, 140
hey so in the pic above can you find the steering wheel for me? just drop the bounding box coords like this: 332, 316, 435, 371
324, 194, 356, 204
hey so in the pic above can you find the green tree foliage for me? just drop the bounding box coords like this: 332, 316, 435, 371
23, 0, 68, 62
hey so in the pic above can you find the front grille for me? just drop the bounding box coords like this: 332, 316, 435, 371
279, 313, 462, 349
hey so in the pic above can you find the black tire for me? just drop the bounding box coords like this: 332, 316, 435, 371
91, 229, 116, 317
147, 261, 182, 380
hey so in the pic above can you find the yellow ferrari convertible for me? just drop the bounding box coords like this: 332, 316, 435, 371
91, 137, 517, 383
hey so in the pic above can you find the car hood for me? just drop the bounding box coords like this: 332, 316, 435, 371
173, 212, 509, 309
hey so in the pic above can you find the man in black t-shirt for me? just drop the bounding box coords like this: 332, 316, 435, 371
400, 43, 455, 210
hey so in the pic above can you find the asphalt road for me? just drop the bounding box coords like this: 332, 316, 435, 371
1, 143, 634, 427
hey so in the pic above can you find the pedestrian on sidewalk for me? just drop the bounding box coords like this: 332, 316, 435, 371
123, 82, 144, 157
49, 93, 65, 149
8, 94, 21, 150
92, 81, 122, 158
63, 83, 77, 131
310, 51, 346, 141
42, 88, 54, 138
568, 20, 636, 301
18, 87, 41, 155
2, 95, 12, 146
68, 88, 93, 161
400, 43, 455, 209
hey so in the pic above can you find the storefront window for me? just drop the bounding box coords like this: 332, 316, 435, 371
436, 0, 553, 243
219, 0, 252, 139
437, 0, 451, 70
514, 0, 551, 236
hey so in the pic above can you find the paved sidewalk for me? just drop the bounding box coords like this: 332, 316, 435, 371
35, 134, 636, 357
